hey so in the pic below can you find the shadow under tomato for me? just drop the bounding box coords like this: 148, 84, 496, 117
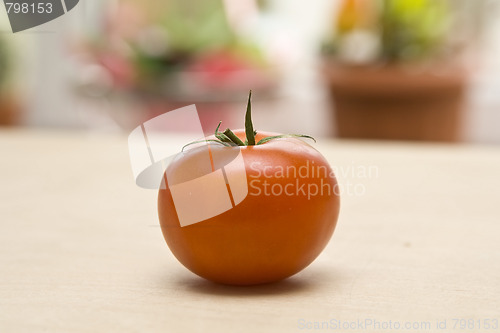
168, 266, 339, 297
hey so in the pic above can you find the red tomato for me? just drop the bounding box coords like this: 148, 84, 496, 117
158, 128, 340, 285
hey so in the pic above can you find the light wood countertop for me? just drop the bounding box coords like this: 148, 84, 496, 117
1, 129, 499, 332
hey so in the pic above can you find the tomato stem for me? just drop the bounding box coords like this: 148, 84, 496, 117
223, 128, 245, 146
257, 134, 316, 145
245, 91, 256, 146
182, 90, 316, 150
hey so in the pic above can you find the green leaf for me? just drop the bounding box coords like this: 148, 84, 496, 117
223, 128, 245, 146
256, 134, 316, 145
245, 90, 256, 145
182, 139, 233, 151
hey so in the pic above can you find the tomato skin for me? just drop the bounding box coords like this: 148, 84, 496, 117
158, 131, 340, 285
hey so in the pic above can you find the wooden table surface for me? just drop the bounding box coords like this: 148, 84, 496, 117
1, 129, 499, 333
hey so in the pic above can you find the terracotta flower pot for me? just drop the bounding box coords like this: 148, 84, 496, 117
323, 62, 467, 141
0, 95, 20, 126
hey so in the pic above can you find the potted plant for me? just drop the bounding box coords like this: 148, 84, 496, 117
322, 0, 468, 141
0, 36, 19, 126
74, 0, 279, 130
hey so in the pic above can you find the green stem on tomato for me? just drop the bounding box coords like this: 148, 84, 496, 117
182, 90, 315, 150
245, 90, 256, 145
182, 139, 232, 151
256, 134, 316, 145
223, 128, 245, 146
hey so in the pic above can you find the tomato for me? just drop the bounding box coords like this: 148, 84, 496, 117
158, 93, 340, 285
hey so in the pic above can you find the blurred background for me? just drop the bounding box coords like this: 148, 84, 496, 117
0, 0, 499, 143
